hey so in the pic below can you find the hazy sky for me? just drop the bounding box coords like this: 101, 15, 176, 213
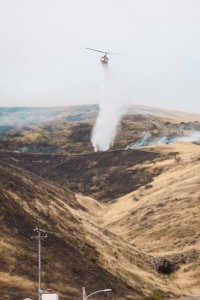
0, 0, 200, 112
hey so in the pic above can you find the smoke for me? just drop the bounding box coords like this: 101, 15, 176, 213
91, 66, 128, 152
131, 132, 151, 147
171, 131, 200, 143
127, 131, 200, 148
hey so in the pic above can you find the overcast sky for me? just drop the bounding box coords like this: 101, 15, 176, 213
0, 0, 200, 112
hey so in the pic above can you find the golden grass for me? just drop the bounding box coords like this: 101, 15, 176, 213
2, 138, 200, 298
76, 142, 200, 296
0, 272, 36, 289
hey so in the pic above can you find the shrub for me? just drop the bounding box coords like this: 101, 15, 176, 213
142, 291, 164, 300
17, 252, 28, 261
88, 254, 97, 262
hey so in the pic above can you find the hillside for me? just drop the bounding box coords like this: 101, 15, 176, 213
92, 143, 200, 296
1, 105, 200, 155
1, 105, 200, 299
0, 160, 178, 300
0, 149, 161, 201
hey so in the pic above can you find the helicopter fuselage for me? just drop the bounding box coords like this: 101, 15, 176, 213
100, 54, 108, 66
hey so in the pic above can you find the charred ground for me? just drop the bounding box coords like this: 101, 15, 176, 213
0, 162, 140, 300
0, 149, 160, 201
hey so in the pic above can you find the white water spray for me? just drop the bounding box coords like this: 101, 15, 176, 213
91, 66, 128, 152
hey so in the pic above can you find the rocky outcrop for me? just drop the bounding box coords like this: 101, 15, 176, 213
152, 249, 198, 275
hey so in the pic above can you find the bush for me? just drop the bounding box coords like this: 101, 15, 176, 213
142, 291, 164, 300
17, 252, 28, 261
88, 254, 97, 262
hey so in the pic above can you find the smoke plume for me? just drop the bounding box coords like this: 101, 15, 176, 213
127, 131, 200, 148
91, 67, 128, 152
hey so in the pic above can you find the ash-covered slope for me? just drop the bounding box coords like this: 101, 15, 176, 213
0, 162, 134, 300
0, 149, 160, 201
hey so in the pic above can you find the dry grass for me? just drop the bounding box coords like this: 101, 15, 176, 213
0, 272, 36, 289
83, 142, 200, 295
71, 142, 200, 296
2, 107, 200, 299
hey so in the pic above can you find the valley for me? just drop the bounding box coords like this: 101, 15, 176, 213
1, 105, 200, 300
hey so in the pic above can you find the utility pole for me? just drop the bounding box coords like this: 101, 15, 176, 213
82, 287, 87, 300
32, 227, 54, 300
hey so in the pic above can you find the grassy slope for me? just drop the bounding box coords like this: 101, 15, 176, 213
85, 143, 200, 296
1, 106, 200, 299
0, 161, 175, 300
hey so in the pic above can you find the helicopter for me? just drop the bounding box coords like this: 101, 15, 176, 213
85, 47, 123, 66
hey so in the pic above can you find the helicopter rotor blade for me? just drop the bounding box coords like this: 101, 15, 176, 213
85, 47, 124, 56
107, 52, 125, 55
85, 47, 108, 54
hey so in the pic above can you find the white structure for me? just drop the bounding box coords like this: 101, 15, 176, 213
41, 293, 59, 300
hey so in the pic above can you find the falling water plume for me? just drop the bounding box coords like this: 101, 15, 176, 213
91, 67, 128, 152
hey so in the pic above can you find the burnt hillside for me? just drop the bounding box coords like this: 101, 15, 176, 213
0, 162, 140, 300
0, 149, 160, 201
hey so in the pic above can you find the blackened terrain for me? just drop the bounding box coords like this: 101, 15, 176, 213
0, 149, 160, 201
0, 162, 138, 300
